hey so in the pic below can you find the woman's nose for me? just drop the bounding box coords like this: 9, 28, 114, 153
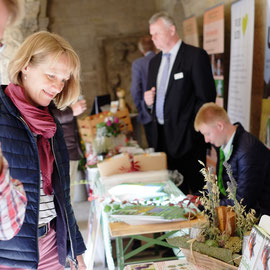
53, 80, 64, 93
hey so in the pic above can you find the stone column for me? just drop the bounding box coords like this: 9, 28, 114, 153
0, 0, 49, 84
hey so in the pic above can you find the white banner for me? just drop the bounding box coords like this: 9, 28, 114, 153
227, 0, 255, 131
260, 0, 270, 146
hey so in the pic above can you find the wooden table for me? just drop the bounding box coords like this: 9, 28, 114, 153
110, 215, 205, 237
86, 168, 206, 270
109, 216, 206, 270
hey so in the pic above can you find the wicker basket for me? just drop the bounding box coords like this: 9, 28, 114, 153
77, 108, 133, 143
180, 248, 238, 270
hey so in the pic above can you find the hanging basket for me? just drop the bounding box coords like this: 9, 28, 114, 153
180, 247, 238, 270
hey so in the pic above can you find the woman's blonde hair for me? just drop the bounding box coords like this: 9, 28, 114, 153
194, 102, 230, 131
8, 31, 81, 109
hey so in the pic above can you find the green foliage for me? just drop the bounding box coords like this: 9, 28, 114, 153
198, 161, 257, 244
224, 161, 258, 238
198, 160, 220, 232
78, 139, 87, 171
224, 236, 242, 253
205, 239, 219, 247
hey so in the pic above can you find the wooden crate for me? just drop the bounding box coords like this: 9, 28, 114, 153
180, 248, 238, 270
77, 108, 133, 143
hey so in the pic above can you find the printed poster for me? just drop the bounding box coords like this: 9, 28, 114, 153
227, 0, 255, 131
203, 4, 225, 107
260, 0, 270, 147
182, 16, 199, 47
203, 4, 225, 170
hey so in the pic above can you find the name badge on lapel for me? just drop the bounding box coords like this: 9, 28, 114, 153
174, 72, 184, 80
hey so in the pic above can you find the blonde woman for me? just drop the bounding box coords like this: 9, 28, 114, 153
0, 31, 86, 269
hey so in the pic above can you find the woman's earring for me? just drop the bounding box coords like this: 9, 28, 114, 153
24, 75, 27, 80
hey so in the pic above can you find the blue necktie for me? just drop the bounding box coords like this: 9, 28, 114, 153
156, 53, 171, 124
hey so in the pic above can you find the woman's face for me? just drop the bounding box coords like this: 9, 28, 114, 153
21, 53, 71, 107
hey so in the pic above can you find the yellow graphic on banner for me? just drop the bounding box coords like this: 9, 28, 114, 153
242, 14, 248, 36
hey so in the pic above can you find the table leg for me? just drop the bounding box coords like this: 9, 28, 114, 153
116, 237, 124, 270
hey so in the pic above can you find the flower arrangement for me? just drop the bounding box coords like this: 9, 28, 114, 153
167, 161, 258, 268
196, 161, 257, 251
96, 116, 121, 138
83, 116, 128, 166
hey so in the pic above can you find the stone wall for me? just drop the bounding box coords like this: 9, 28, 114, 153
47, 0, 158, 114
0, 0, 48, 84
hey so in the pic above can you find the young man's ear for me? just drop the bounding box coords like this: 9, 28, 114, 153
216, 121, 224, 131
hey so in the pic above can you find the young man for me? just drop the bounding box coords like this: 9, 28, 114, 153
0, 0, 27, 240
194, 102, 270, 216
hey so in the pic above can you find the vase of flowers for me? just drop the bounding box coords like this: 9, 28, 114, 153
91, 116, 127, 159
96, 116, 121, 138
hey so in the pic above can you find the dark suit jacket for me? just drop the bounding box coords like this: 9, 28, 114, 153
131, 51, 155, 124
147, 42, 216, 158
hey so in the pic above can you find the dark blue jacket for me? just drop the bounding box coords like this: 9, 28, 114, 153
131, 51, 155, 125
218, 123, 270, 217
0, 85, 86, 269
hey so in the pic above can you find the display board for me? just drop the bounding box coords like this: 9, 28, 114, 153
182, 15, 199, 47
227, 0, 255, 131
203, 3, 225, 107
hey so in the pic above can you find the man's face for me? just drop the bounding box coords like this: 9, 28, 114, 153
149, 18, 174, 52
0, 0, 9, 42
199, 122, 226, 147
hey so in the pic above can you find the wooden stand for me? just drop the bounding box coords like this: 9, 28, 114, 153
180, 248, 238, 270
77, 108, 133, 143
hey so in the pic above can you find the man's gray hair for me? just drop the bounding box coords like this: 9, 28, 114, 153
149, 11, 176, 27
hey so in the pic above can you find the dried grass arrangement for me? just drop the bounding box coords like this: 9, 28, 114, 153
167, 161, 258, 269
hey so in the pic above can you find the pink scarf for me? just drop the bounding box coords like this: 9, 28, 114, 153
5, 83, 56, 195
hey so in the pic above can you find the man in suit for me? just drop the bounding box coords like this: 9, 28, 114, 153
130, 35, 156, 147
144, 12, 216, 194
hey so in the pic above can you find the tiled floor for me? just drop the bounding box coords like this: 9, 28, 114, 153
72, 200, 90, 244
66, 200, 109, 269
